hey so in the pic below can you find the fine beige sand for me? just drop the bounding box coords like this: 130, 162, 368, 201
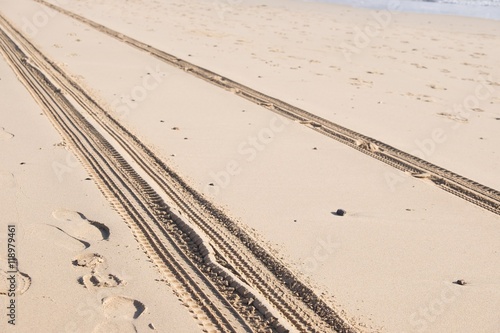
1, 0, 499, 332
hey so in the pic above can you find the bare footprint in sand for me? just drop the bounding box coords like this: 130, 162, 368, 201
52, 209, 110, 241
79, 273, 126, 289
72, 253, 106, 271
101, 296, 146, 320
0, 127, 14, 140
92, 320, 137, 333
0, 270, 31, 296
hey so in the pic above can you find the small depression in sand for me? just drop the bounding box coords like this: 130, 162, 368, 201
0, 270, 31, 296
101, 296, 146, 320
72, 253, 106, 271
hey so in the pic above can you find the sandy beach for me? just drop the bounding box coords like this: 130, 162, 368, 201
1, 0, 499, 332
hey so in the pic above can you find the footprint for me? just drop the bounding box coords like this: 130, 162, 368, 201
0, 127, 14, 140
0, 270, 31, 296
101, 296, 146, 320
437, 112, 469, 123
413, 93, 435, 103
79, 273, 126, 289
52, 209, 110, 241
486, 80, 500, 87
72, 253, 106, 271
410, 63, 427, 69
349, 77, 373, 87
92, 320, 137, 333
428, 84, 447, 91
470, 52, 486, 58
462, 62, 483, 68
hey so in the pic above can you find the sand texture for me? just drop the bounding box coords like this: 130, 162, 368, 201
0, 0, 499, 332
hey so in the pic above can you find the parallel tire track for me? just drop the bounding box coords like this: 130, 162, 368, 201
35, 0, 500, 216
0, 12, 358, 333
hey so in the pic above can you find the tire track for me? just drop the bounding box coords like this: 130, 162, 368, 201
35, 0, 500, 216
0, 16, 262, 333
0, 12, 358, 333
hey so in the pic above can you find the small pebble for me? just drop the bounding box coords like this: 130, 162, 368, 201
20, 162, 25, 165
208, 183, 215, 186
336, 209, 346, 216
455, 279, 466, 286
172, 127, 179, 130
148, 323, 155, 330
313, 147, 317, 150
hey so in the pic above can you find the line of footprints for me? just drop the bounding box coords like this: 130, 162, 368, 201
52, 209, 147, 333
1, 126, 149, 331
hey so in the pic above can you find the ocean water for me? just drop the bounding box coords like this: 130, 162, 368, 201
304, 0, 500, 20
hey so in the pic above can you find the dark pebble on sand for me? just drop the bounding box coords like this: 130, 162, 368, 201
336, 209, 346, 216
